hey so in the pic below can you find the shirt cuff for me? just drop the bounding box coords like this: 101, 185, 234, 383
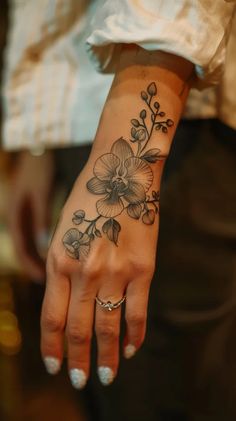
86, 0, 235, 88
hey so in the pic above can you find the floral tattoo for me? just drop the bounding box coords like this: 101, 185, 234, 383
63, 82, 174, 260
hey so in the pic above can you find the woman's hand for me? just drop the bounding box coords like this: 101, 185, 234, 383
41, 153, 159, 387
8, 151, 55, 281
41, 46, 193, 388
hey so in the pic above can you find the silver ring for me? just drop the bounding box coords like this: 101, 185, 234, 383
95, 296, 126, 312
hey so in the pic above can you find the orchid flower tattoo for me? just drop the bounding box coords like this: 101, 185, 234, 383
63, 82, 174, 259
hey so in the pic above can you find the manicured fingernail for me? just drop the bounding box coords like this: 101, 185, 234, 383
124, 344, 136, 359
97, 366, 114, 386
43, 357, 61, 375
69, 369, 87, 390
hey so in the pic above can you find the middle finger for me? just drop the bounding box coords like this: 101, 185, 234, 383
66, 275, 95, 390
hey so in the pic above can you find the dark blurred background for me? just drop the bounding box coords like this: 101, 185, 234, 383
0, 2, 89, 420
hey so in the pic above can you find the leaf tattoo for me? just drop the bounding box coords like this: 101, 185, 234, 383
102, 219, 121, 245
63, 82, 174, 259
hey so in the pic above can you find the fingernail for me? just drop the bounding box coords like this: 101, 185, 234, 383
97, 366, 114, 386
69, 369, 87, 390
124, 344, 136, 359
43, 356, 61, 375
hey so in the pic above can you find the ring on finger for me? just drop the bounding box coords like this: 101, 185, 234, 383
95, 295, 126, 312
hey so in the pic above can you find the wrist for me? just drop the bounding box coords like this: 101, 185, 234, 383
92, 46, 193, 158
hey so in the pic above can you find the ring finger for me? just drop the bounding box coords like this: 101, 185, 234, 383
95, 287, 126, 386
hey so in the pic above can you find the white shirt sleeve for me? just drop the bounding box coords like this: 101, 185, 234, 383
2, 0, 113, 151
87, 0, 236, 87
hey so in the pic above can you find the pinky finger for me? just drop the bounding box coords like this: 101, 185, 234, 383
123, 281, 149, 360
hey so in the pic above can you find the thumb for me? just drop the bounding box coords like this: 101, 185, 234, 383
32, 194, 50, 257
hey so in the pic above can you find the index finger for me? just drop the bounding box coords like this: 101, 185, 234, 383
41, 269, 70, 375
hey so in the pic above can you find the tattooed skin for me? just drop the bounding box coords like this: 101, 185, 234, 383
63, 82, 174, 259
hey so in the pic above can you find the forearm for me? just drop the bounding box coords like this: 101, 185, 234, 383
90, 45, 194, 173
77, 46, 194, 230
64, 46, 194, 251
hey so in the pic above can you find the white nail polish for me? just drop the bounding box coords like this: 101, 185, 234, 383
44, 356, 60, 375
124, 344, 136, 359
97, 366, 114, 386
69, 369, 87, 390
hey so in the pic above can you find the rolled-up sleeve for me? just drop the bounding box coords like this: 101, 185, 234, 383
87, 0, 236, 87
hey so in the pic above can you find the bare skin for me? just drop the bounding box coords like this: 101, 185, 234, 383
41, 46, 194, 387
8, 150, 54, 281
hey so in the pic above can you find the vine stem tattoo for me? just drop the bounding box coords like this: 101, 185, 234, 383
63, 82, 174, 260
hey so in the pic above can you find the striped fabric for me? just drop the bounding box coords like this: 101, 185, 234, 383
2, 0, 113, 151
2, 0, 236, 152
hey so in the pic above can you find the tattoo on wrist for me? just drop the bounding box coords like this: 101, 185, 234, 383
63, 82, 174, 259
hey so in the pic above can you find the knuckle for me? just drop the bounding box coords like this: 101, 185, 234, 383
96, 322, 119, 342
47, 250, 61, 273
126, 312, 146, 328
131, 260, 155, 278
47, 249, 77, 276
110, 264, 125, 278
106, 257, 127, 278
67, 327, 90, 346
41, 312, 64, 333
81, 261, 101, 281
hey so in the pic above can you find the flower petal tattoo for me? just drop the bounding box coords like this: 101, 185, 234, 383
63, 229, 90, 259
62, 82, 174, 259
